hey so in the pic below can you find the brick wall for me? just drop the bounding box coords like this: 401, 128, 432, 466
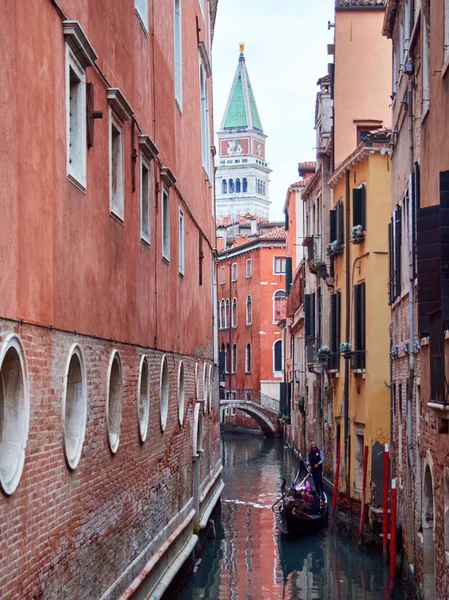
0, 321, 221, 599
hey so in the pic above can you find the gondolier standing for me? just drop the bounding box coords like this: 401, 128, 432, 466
306, 442, 325, 498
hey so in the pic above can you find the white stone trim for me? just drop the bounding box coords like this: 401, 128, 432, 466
106, 350, 122, 454
0, 334, 29, 495
138, 134, 159, 162
137, 355, 150, 442
178, 361, 185, 425
160, 355, 169, 431
62, 344, 87, 469
107, 88, 134, 122
63, 21, 97, 69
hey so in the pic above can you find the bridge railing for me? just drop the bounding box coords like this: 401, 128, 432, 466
219, 388, 280, 415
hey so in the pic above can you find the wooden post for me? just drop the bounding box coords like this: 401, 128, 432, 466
359, 445, 369, 541
389, 478, 397, 582
332, 439, 341, 513
383, 444, 390, 558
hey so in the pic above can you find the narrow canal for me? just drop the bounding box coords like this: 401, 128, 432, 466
179, 432, 404, 600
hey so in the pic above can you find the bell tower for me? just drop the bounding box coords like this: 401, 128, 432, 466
215, 45, 271, 223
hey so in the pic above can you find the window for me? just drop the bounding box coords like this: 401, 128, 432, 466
220, 266, 225, 284
138, 356, 150, 442
353, 185, 366, 230
200, 61, 210, 174
229, 179, 234, 193
236, 178, 241, 193
242, 178, 247, 192
225, 299, 230, 328
179, 209, 184, 274
336, 200, 344, 244
274, 257, 286, 274
135, 0, 149, 31
388, 207, 402, 304
208, 364, 213, 412
66, 47, 86, 189
273, 290, 287, 322
246, 259, 252, 278
245, 344, 251, 373
178, 360, 185, 424
354, 432, 364, 491
231, 262, 237, 281
202, 363, 208, 413
220, 299, 226, 329
110, 112, 124, 219
140, 156, 151, 242
274, 340, 282, 374
422, 0, 430, 115
63, 345, 87, 469
107, 351, 122, 454
195, 362, 200, 400
226, 343, 231, 373
232, 297, 237, 328
232, 344, 237, 373
429, 309, 445, 403
162, 185, 170, 260
160, 355, 169, 431
222, 179, 227, 194
353, 282, 366, 370
329, 292, 341, 370
0, 334, 29, 495
174, 0, 182, 107
246, 295, 252, 325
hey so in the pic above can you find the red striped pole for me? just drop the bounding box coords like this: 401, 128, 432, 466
359, 445, 369, 540
383, 444, 390, 558
332, 439, 341, 513
389, 478, 397, 582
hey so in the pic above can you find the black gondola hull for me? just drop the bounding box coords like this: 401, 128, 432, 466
278, 493, 328, 536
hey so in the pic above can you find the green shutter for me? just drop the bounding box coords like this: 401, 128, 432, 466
285, 257, 292, 293
330, 209, 336, 243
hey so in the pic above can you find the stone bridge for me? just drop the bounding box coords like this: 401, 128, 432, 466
219, 389, 281, 437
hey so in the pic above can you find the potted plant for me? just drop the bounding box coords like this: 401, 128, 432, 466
314, 260, 328, 279
351, 224, 365, 244
339, 341, 353, 358
327, 240, 344, 257
317, 345, 331, 362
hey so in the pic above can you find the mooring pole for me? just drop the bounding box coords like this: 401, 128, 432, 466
389, 478, 397, 582
359, 445, 369, 541
332, 439, 341, 513
383, 443, 390, 558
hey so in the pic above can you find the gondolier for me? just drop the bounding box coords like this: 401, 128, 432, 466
306, 442, 325, 498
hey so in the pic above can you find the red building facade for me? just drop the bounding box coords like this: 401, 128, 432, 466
0, 1, 221, 598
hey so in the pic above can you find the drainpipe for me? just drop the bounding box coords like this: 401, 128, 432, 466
344, 170, 351, 497
407, 81, 416, 476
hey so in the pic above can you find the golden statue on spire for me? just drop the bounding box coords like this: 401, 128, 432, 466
239, 42, 245, 54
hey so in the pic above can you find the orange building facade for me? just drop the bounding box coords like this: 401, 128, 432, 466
0, 1, 221, 598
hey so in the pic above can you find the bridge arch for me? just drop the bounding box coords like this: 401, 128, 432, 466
219, 400, 278, 437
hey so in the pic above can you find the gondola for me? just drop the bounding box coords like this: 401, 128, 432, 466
272, 465, 328, 536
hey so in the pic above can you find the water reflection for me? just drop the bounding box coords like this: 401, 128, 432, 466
179, 434, 401, 600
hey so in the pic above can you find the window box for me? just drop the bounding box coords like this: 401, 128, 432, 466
351, 225, 366, 244
317, 345, 330, 362
327, 240, 344, 258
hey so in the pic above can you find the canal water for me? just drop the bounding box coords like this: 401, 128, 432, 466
180, 433, 403, 600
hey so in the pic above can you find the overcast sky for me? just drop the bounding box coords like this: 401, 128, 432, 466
212, 0, 335, 220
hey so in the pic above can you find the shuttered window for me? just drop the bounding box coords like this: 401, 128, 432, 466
388, 220, 394, 305
353, 282, 366, 370
353, 186, 366, 230
394, 206, 402, 299
336, 200, 344, 245
330, 209, 336, 243
305, 294, 311, 337
329, 291, 341, 370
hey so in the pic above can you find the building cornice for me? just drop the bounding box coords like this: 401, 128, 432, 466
301, 167, 322, 201
328, 143, 391, 187
217, 239, 286, 261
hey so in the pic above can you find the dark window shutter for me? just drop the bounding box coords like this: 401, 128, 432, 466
330, 209, 337, 243
440, 171, 449, 327
328, 63, 335, 99
361, 185, 366, 230
417, 204, 441, 335
353, 188, 363, 228
336, 291, 341, 351
285, 257, 292, 293
360, 282, 366, 369
394, 207, 402, 299
388, 221, 393, 305
305, 294, 311, 337
337, 201, 344, 245
354, 284, 361, 369
285, 210, 289, 231
330, 294, 337, 369
310, 292, 316, 338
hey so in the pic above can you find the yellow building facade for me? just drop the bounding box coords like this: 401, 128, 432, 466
328, 136, 391, 503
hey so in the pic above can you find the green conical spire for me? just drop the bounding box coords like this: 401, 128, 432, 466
220, 46, 264, 133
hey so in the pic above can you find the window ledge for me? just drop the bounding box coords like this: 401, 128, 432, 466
140, 236, 151, 248
327, 369, 339, 375
427, 402, 449, 418
421, 336, 429, 347
67, 173, 86, 194
162, 255, 170, 265
179, 271, 184, 279
175, 99, 182, 116
110, 210, 124, 224
442, 55, 449, 80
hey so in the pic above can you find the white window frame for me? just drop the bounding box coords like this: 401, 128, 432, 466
245, 344, 251, 373
160, 355, 169, 431
135, 0, 149, 32
162, 184, 171, 261
109, 109, 125, 220
220, 265, 225, 284
232, 297, 237, 328
231, 344, 237, 373
199, 60, 210, 175
174, 0, 182, 108
273, 339, 283, 377
106, 350, 122, 454
63, 344, 87, 469
246, 294, 252, 325
273, 289, 287, 324
178, 360, 185, 425
66, 45, 87, 191
140, 155, 151, 243
273, 256, 286, 274
179, 208, 185, 275
246, 259, 252, 278
137, 355, 150, 442
231, 262, 237, 282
